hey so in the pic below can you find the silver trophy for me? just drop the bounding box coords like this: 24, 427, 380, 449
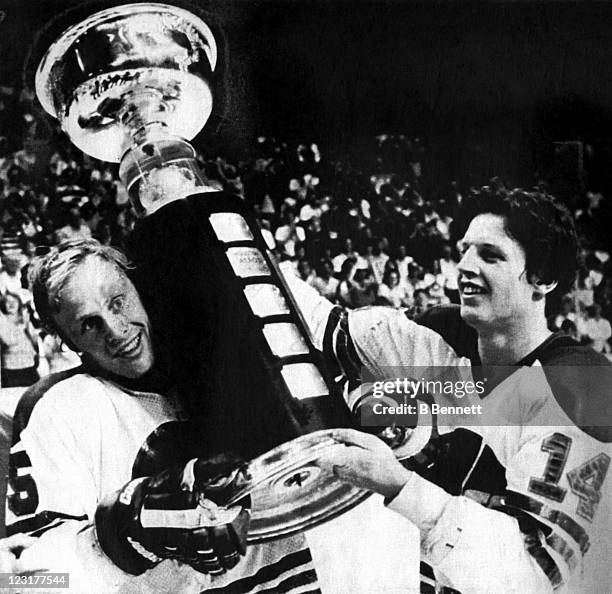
35, 2, 371, 542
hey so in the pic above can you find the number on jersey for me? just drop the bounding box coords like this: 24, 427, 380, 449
567, 453, 611, 522
529, 433, 610, 522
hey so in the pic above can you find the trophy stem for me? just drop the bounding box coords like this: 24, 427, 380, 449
118, 121, 212, 217
118, 88, 170, 139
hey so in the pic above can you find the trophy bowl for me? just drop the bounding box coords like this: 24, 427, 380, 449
35, 2, 217, 163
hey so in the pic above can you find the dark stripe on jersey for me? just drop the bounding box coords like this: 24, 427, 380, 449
322, 307, 346, 388
420, 562, 435, 580
256, 569, 319, 594
476, 494, 579, 576
505, 491, 590, 554
7, 510, 87, 537
547, 532, 578, 573
414, 305, 479, 363
204, 549, 316, 594
323, 306, 363, 391
335, 313, 362, 391
523, 531, 563, 589
419, 562, 463, 594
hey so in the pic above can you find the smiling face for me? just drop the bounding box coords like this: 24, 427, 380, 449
458, 213, 537, 332
53, 256, 154, 378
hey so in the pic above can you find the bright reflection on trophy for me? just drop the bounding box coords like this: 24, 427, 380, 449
36, 2, 215, 216
35, 2, 376, 542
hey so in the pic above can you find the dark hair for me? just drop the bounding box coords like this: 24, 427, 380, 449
457, 185, 578, 298
382, 267, 399, 287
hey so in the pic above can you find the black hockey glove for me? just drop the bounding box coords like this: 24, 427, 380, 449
95, 454, 251, 575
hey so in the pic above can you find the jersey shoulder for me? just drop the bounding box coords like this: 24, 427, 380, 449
537, 336, 612, 443
414, 304, 479, 362
12, 366, 86, 446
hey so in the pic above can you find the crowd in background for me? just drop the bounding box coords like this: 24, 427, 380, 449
1, 85, 612, 387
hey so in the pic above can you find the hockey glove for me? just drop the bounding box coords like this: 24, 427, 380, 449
95, 453, 251, 575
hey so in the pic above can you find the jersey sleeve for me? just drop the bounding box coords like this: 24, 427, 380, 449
284, 272, 471, 386
387, 467, 554, 593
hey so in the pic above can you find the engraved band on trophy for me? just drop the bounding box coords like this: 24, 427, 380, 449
35, 2, 378, 542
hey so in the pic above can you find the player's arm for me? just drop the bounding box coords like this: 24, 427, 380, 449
322, 429, 554, 594
283, 270, 467, 387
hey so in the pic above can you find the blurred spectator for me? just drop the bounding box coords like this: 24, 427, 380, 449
410, 288, 431, 318
367, 239, 389, 285
274, 209, 305, 258
0, 291, 39, 388
312, 259, 339, 302
428, 280, 451, 307
336, 257, 376, 308
297, 259, 316, 286
560, 319, 579, 341
336, 258, 357, 308
377, 269, 411, 309
553, 295, 577, 330
583, 303, 611, 353
54, 205, 92, 243
350, 259, 377, 308
574, 267, 595, 312
0, 254, 24, 295
332, 237, 358, 274
395, 244, 414, 288
41, 333, 81, 374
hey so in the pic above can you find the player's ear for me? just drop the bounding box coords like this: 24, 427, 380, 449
530, 275, 558, 299
54, 327, 80, 353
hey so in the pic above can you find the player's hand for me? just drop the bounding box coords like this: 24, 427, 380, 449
320, 428, 412, 500
95, 453, 251, 576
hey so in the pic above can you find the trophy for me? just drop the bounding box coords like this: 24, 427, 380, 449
35, 2, 371, 542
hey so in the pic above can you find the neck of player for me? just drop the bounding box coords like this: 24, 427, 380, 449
477, 310, 552, 366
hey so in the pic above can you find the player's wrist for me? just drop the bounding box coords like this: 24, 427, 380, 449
381, 465, 412, 501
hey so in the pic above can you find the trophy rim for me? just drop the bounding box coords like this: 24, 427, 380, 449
224, 429, 373, 543
35, 1, 218, 120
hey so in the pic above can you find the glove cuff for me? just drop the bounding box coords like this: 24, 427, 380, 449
95, 477, 162, 575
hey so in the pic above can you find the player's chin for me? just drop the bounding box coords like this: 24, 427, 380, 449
114, 349, 155, 379
459, 302, 486, 327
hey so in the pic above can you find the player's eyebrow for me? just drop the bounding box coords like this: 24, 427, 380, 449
459, 239, 506, 252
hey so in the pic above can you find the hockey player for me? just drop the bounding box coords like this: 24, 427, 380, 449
312, 186, 612, 593
3, 240, 320, 592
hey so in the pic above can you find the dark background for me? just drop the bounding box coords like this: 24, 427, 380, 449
2, 0, 612, 192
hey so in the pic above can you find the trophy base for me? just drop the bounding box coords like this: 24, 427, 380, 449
234, 430, 371, 543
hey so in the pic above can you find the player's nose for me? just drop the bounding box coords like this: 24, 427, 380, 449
103, 312, 130, 346
458, 246, 479, 276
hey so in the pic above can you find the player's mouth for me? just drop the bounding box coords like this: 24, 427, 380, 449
460, 280, 487, 298
113, 332, 142, 358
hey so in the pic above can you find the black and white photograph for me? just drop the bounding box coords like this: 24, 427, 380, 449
0, 1, 610, 592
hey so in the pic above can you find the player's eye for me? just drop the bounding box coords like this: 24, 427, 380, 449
110, 295, 125, 312
479, 247, 503, 263
81, 317, 101, 334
